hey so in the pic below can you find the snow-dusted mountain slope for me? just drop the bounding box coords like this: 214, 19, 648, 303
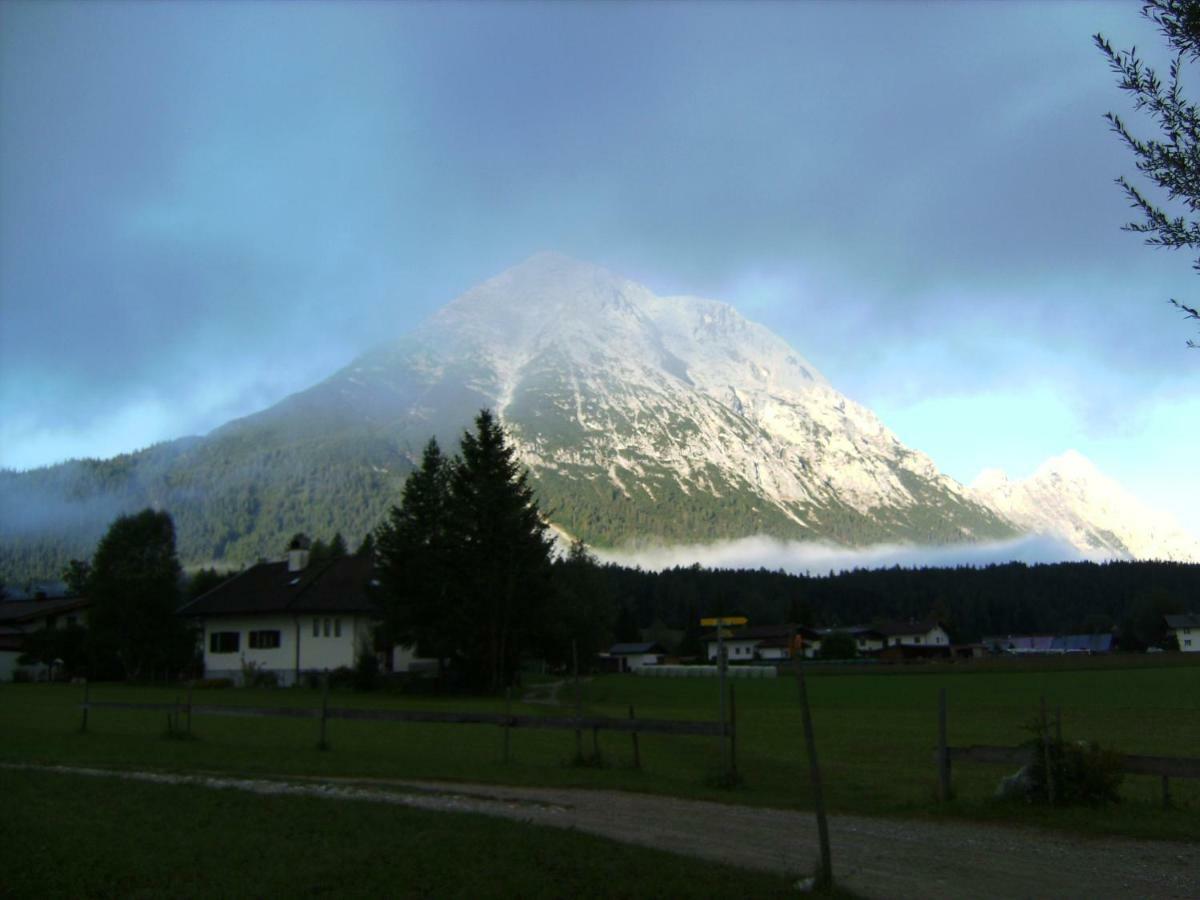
972, 451, 1200, 562
328, 252, 1015, 546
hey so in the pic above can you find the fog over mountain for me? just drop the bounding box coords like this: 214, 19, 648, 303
1, 254, 1195, 583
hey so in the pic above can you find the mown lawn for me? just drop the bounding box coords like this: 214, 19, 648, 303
2, 657, 1197, 842
0, 767, 803, 899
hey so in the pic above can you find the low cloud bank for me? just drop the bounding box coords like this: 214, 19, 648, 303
597, 533, 1102, 575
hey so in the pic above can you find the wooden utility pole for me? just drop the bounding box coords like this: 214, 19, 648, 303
792, 656, 832, 891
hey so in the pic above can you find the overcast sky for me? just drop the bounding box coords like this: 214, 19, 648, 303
1, 1, 1197, 534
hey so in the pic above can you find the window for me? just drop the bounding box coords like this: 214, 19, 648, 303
323, 618, 331, 637
209, 632, 239, 654
313, 618, 319, 637
1185, 638, 1193, 648
334, 618, 342, 638
249, 630, 281, 649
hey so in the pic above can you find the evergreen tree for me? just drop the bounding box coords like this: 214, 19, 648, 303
374, 439, 456, 665
87, 509, 192, 680
447, 411, 555, 691
547, 539, 617, 669
62, 559, 92, 596
329, 532, 348, 558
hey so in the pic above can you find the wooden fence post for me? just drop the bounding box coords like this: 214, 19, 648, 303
573, 640, 583, 761
80, 679, 89, 733
503, 687, 512, 764
1055, 705, 1063, 744
186, 680, 194, 737
792, 657, 833, 891
318, 672, 330, 751
629, 704, 641, 770
1040, 695, 1056, 805
937, 687, 951, 802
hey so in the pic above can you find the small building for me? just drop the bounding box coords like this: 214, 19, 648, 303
1165, 613, 1200, 652
0, 595, 90, 681
177, 542, 413, 685
702, 624, 803, 663
874, 619, 951, 650
606, 642, 667, 672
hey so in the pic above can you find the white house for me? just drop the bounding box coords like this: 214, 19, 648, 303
177, 543, 408, 685
0, 595, 89, 681
703, 624, 804, 662
606, 642, 666, 671
875, 619, 951, 650
1165, 613, 1200, 652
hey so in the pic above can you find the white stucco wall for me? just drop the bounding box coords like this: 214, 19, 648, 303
201, 613, 376, 684
705, 639, 759, 662
1172, 625, 1198, 652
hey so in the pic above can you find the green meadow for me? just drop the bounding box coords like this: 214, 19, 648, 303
3, 659, 1197, 843
0, 767, 804, 899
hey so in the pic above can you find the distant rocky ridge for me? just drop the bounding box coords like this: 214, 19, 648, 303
1, 253, 1195, 582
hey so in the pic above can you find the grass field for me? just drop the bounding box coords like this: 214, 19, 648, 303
2, 657, 1197, 843
0, 767, 804, 898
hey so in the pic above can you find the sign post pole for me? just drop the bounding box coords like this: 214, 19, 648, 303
700, 616, 747, 782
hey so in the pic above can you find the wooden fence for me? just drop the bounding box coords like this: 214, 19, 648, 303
933, 688, 1200, 808
77, 680, 732, 772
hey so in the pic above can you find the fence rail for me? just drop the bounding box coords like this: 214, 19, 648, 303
80, 700, 725, 737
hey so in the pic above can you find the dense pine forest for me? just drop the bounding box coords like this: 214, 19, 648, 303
598, 560, 1198, 652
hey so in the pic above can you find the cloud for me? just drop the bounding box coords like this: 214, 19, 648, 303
597, 533, 1094, 576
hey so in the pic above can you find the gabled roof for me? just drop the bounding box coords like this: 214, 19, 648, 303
873, 619, 945, 637
177, 556, 377, 618
1165, 613, 1200, 629
0, 596, 89, 625
608, 642, 666, 656
701, 623, 799, 643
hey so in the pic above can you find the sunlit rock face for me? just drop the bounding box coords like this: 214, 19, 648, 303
971, 451, 1200, 562
325, 252, 1016, 548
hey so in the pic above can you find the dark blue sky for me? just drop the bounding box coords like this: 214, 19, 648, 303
1, 1, 1196, 532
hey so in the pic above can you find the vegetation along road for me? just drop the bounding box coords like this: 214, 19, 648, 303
11, 763, 1196, 899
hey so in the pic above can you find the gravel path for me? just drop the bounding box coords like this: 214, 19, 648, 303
8, 763, 1198, 898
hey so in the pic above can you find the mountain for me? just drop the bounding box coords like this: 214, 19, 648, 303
971, 451, 1200, 562
0, 253, 1193, 581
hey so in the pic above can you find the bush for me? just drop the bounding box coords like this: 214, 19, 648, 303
193, 678, 234, 689
353, 647, 380, 692
1022, 715, 1124, 806
239, 660, 279, 689
328, 666, 355, 689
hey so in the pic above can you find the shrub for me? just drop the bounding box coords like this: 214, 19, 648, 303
239, 660, 279, 689
193, 678, 234, 689
1022, 714, 1124, 806
353, 646, 380, 692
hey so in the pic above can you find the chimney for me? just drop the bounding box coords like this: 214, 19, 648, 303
288, 548, 310, 572
287, 534, 311, 573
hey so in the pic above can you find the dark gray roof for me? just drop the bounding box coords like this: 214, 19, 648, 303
0, 596, 89, 625
177, 556, 377, 618
608, 642, 666, 655
1165, 613, 1200, 629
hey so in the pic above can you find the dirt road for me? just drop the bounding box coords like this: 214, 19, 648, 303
10, 764, 1198, 898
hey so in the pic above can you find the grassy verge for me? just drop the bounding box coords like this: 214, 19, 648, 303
2, 658, 1197, 842
0, 767, 804, 898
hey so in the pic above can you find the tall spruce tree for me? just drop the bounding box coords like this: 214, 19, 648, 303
87, 509, 191, 680
448, 410, 555, 692
374, 439, 456, 665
